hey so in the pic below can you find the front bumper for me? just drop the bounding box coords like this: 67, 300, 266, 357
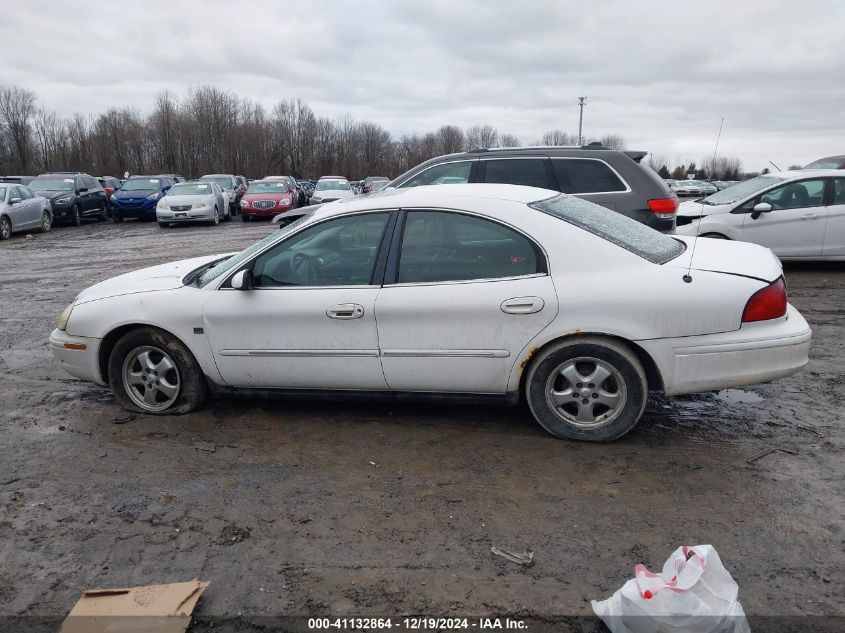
158, 207, 216, 222
48, 328, 104, 385
242, 205, 292, 217
112, 199, 157, 218
637, 304, 811, 395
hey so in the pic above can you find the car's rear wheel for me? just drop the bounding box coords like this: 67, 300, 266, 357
40, 210, 52, 233
525, 337, 647, 442
0, 216, 11, 240
108, 327, 207, 415
71, 205, 82, 226
98, 202, 109, 221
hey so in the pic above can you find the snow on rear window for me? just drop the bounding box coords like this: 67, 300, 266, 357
529, 194, 685, 264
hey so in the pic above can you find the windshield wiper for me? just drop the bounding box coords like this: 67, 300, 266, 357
182, 258, 227, 286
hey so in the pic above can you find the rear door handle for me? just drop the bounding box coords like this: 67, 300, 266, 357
327, 303, 365, 319
802, 212, 818, 220
501, 296, 545, 314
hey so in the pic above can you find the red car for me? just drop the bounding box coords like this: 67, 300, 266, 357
240, 179, 297, 221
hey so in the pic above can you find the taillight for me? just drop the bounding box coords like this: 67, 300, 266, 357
647, 196, 678, 219
742, 277, 787, 323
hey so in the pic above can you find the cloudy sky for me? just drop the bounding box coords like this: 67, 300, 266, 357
2, 0, 843, 171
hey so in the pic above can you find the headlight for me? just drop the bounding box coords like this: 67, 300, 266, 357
157, 200, 169, 210
55, 196, 71, 205
240, 199, 249, 208
110, 194, 117, 201
57, 303, 74, 331
146, 192, 161, 201
278, 199, 290, 207
193, 201, 210, 210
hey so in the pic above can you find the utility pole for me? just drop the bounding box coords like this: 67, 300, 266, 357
577, 96, 587, 145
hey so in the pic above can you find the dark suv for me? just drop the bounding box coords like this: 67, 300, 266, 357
29, 172, 108, 225
389, 144, 678, 231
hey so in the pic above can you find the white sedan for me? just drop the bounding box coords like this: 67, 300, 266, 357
49, 184, 811, 441
675, 169, 845, 259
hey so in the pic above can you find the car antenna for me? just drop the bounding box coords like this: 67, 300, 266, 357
768, 160, 782, 172
684, 117, 724, 284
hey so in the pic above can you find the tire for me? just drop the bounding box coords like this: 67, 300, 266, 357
108, 327, 207, 415
71, 204, 82, 227
112, 213, 124, 224
158, 221, 170, 228
0, 216, 11, 240
701, 233, 728, 240
524, 336, 648, 442
40, 210, 52, 233
98, 202, 109, 221
210, 207, 220, 226
224, 205, 231, 222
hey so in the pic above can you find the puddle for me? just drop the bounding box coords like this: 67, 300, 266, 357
714, 389, 764, 405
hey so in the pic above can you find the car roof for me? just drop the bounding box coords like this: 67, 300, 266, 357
313, 183, 556, 220
769, 169, 845, 179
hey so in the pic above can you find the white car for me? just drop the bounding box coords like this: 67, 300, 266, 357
675, 169, 845, 259
670, 180, 717, 197
49, 184, 811, 442
157, 181, 229, 226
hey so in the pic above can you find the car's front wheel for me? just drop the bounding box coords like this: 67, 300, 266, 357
0, 216, 11, 240
71, 204, 82, 226
40, 210, 52, 233
108, 327, 207, 415
525, 336, 647, 442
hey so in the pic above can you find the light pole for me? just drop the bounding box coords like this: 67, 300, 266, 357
577, 96, 587, 145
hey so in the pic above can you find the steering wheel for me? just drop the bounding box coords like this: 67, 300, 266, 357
291, 252, 314, 285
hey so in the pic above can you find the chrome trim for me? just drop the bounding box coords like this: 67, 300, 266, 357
219, 349, 379, 358
388, 272, 548, 288
381, 349, 510, 358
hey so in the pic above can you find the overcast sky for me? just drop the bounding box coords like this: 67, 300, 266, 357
2, 0, 843, 172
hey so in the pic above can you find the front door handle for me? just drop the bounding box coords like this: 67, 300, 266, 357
327, 303, 365, 319
501, 296, 545, 314
802, 212, 818, 220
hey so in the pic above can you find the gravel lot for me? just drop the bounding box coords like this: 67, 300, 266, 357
0, 218, 842, 630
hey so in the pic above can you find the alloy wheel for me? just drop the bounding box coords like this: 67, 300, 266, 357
544, 356, 627, 429
121, 345, 181, 412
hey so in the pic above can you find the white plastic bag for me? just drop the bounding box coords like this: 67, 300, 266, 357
591, 544, 750, 633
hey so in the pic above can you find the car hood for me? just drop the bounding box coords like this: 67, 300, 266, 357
164, 194, 215, 206
74, 254, 231, 304
34, 190, 74, 199
312, 189, 354, 199
669, 235, 782, 282
244, 193, 289, 201
676, 199, 732, 217
115, 189, 158, 197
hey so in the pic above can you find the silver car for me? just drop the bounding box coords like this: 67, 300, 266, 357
198, 174, 239, 213
310, 178, 356, 203
0, 184, 52, 240
156, 181, 229, 227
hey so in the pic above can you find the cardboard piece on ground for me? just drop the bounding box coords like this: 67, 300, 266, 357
60, 579, 209, 633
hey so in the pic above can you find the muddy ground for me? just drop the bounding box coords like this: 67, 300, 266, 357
0, 218, 842, 631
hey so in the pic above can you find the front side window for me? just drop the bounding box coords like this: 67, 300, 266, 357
252, 213, 391, 287
20, 186, 34, 199
760, 179, 825, 210
398, 211, 541, 283
401, 161, 473, 187
833, 178, 845, 204
552, 159, 627, 194
482, 159, 551, 189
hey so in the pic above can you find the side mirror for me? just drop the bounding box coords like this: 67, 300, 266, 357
750, 202, 773, 220
231, 269, 254, 291
9, 197, 22, 204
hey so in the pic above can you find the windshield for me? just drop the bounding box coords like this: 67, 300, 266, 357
0, 186, 6, 200
200, 176, 233, 188
31, 177, 74, 192
702, 176, 784, 205
248, 181, 289, 193
529, 194, 685, 265
316, 180, 350, 191
122, 178, 161, 191
804, 159, 843, 169
169, 183, 213, 196
198, 212, 314, 287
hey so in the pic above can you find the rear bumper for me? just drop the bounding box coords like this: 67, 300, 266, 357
637, 304, 811, 395
48, 328, 104, 385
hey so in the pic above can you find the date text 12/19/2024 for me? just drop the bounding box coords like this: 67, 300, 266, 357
308, 617, 527, 630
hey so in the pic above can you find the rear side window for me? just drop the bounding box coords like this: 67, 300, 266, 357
398, 211, 542, 283
529, 194, 685, 264
834, 178, 845, 204
482, 159, 551, 188
401, 161, 473, 187
552, 159, 627, 194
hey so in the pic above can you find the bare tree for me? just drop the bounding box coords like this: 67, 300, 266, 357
435, 125, 465, 155
0, 86, 37, 172
599, 134, 626, 150
541, 129, 577, 146
465, 124, 499, 149
499, 133, 520, 147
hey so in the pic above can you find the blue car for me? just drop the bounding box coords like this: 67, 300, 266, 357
111, 175, 175, 222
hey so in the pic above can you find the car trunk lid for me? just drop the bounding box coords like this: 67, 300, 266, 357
668, 236, 782, 282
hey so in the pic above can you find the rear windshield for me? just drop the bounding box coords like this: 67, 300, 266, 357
529, 194, 685, 264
